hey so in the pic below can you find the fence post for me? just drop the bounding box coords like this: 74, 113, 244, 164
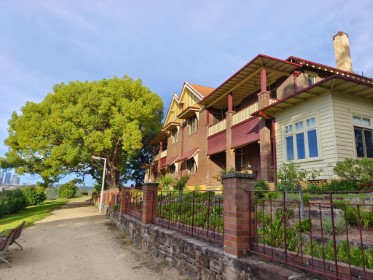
222, 173, 256, 257
142, 183, 159, 224
120, 189, 130, 214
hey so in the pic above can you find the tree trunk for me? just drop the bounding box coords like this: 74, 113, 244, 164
106, 160, 120, 188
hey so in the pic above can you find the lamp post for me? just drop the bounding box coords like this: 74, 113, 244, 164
92, 156, 107, 212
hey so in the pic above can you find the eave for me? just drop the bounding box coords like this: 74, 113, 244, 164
253, 75, 373, 117
199, 54, 300, 109
177, 106, 200, 119
163, 121, 180, 131
151, 130, 168, 145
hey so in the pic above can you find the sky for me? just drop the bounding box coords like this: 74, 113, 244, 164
1, 0, 373, 185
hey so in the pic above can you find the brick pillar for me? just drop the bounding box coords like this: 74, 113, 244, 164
120, 189, 130, 214
258, 87, 273, 181
223, 173, 256, 257
226, 111, 235, 169
142, 183, 159, 224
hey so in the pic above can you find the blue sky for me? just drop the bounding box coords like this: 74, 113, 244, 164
1, 0, 373, 185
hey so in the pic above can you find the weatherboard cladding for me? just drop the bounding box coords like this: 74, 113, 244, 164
231, 117, 259, 148
207, 130, 226, 155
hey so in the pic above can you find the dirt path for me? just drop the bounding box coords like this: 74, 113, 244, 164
0, 198, 185, 280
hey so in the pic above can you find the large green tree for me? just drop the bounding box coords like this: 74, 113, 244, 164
1, 76, 163, 188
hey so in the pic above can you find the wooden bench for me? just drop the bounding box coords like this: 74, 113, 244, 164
0, 228, 17, 267
0, 221, 26, 251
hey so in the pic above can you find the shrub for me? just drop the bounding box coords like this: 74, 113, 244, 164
44, 187, 59, 200
334, 158, 373, 184
158, 174, 174, 191
322, 180, 359, 192
173, 175, 190, 192
58, 181, 78, 198
306, 184, 323, 193
0, 189, 27, 218
22, 186, 46, 206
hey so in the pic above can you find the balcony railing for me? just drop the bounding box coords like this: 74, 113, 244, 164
208, 119, 226, 137
232, 102, 258, 125
232, 99, 278, 126
160, 150, 167, 158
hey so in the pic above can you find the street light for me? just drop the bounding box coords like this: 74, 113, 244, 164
92, 156, 107, 212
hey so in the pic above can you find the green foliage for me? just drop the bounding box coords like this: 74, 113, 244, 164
305, 184, 322, 193
333, 158, 373, 186
44, 187, 59, 200
0, 189, 27, 218
158, 174, 175, 191
0, 199, 67, 231
157, 191, 223, 232
277, 163, 322, 191
344, 206, 373, 229
322, 180, 359, 192
112, 204, 120, 212
173, 175, 189, 192
321, 217, 347, 234
58, 180, 78, 198
2, 76, 164, 187
21, 186, 46, 206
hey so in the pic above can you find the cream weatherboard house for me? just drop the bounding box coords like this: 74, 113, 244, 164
146, 32, 373, 188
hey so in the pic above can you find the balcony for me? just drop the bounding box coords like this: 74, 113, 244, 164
160, 150, 167, 158
232, 102, 258, 125
232, 99, 278, 126
153, 149, 167, 161
208, 119, 226, 137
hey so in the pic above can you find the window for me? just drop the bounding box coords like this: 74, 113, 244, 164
353, 115, 373, 158
284, 117, 319, 161
307, 74, 316, 86
171, 128, 178, 144
186, 158, 197, 174
168, 164, 177, 176
187, 115, 198, 134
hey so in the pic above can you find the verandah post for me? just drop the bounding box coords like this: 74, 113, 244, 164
222, 173, 256, 257
142, 183, 159, 224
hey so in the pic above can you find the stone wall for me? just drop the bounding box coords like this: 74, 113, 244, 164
107, 209, 318, 280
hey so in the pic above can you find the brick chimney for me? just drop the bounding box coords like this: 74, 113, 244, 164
333, 31, 353, 72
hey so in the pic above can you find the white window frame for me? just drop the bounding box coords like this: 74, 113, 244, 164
352, 114, 373, 158
283, 116, 320, 162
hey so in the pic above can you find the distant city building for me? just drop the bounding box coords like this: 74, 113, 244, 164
11, 174, 19, 185
0, 170, 4, 184
4, 172, 11, 185
17, 177, 21, 185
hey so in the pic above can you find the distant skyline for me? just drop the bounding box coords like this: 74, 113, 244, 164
1, 0, 373, 185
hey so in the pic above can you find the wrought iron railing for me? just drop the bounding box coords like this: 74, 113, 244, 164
248, 190, 373, 280
155, 190, 224, 245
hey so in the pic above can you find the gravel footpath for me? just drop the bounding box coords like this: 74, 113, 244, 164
0, 198, 185, 280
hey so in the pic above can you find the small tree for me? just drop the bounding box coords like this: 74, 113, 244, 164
277, 163, 321, 219
173, 175, 190, 192
158, 174, 174, 191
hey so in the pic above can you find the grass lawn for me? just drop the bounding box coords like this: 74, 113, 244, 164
0, 198, 68, 231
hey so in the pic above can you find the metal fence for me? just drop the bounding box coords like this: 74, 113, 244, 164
125, 189, 143, 219
155, 190, 224, 245
248, 190, 373, 280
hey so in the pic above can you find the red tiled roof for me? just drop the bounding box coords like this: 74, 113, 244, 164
189, 84, 215, 97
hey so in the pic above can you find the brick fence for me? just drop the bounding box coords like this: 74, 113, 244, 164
97, 175, 320, 280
